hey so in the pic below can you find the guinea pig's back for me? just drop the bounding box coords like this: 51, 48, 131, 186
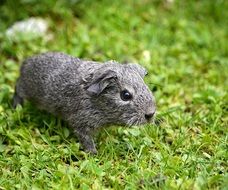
19, 52, 81, 108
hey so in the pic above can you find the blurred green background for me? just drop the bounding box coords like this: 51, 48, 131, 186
0, 0, 227, 189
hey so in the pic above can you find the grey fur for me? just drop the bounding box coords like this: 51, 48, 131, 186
13, 52, 156, 154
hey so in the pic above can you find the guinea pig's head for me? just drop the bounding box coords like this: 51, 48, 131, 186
85, 62, 156, 126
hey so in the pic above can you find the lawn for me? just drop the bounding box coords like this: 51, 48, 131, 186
0, 0, 227, 189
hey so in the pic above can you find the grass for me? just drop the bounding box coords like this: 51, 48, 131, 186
0, 0, 227, 189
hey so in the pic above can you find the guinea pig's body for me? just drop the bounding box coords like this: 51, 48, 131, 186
13, 52, 156, 153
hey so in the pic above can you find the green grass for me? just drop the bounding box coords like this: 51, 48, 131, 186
0, 0, 228, 189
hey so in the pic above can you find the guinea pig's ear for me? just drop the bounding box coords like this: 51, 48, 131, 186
86, 70, 117, 96
127, 63, 148, 78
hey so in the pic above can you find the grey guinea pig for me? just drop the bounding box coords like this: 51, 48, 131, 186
13, 52, 156, 154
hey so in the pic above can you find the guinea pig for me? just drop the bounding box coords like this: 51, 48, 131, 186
13, 52, 156, 154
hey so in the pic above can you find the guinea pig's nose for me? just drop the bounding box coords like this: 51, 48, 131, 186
145, 111, 155, 121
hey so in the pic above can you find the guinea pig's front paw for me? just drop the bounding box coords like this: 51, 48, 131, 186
75, 132, 98, 155
85, 147, 98, 155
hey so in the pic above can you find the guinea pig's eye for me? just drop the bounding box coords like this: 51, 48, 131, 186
120, 90, 133, 101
